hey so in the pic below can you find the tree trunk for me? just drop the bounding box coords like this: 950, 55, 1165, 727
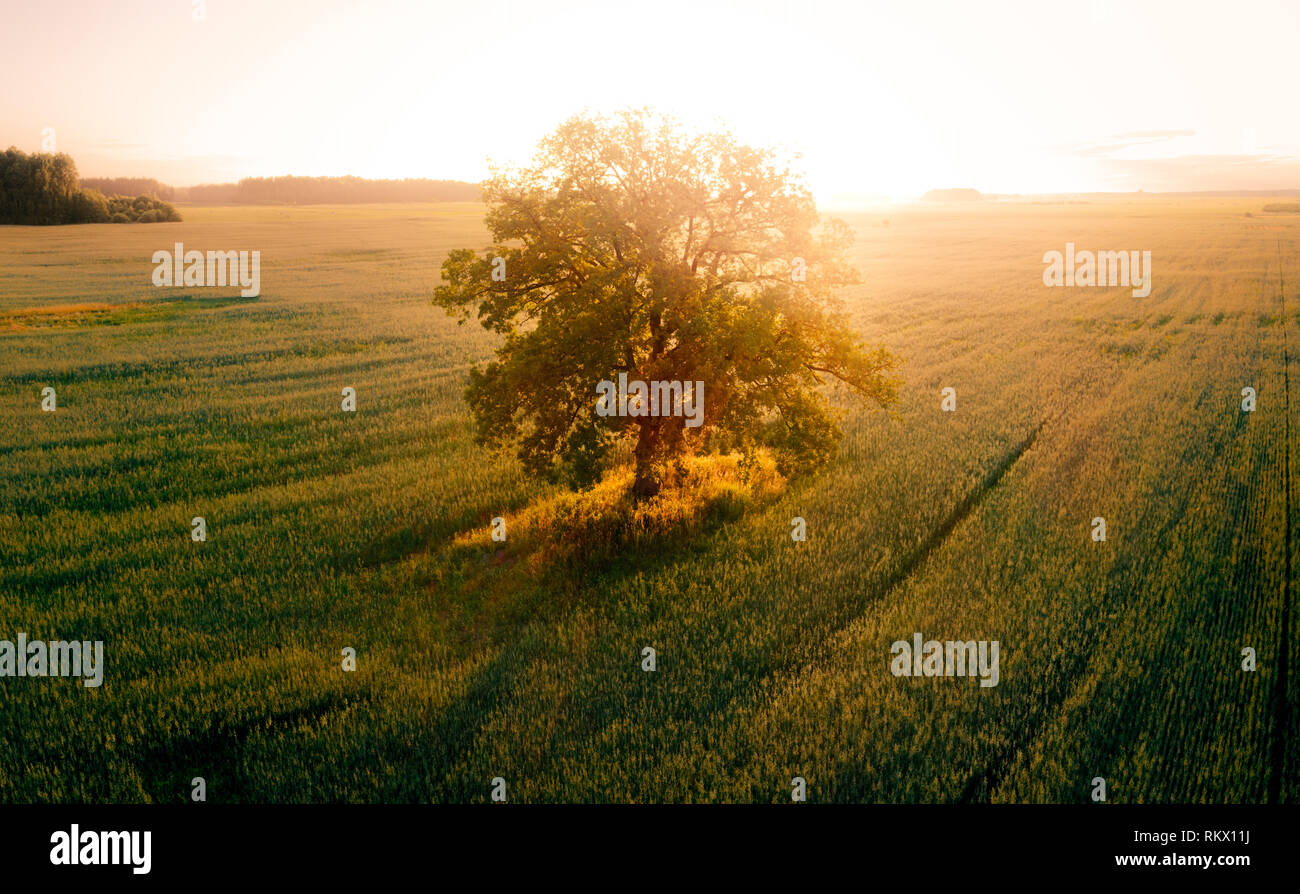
632, 421, 661, 498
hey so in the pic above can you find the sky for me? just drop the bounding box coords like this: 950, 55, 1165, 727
2, 0, 1298, 201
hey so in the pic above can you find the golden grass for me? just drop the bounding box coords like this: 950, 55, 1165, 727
453, 450, 787, 572
0, 301, 144, 332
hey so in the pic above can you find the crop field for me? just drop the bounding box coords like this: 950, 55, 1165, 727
1, 198, 1296, 803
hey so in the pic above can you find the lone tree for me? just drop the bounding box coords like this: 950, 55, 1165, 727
435, 109, 900, 498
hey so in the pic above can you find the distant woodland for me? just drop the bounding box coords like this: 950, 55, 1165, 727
1, 149, 180, 224
181, 175, 481, 204
1, 149, 482, 224
81, 177, 175, 201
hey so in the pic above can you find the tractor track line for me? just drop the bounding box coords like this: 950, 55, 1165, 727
1269, 241, 1291, 804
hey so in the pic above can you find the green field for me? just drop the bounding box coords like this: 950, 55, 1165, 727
1, 198, 1297, 803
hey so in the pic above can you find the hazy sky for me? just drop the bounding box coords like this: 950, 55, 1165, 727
3, 0, 1297, 199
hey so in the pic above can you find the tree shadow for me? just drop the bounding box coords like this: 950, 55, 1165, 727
420, 453, 789, 649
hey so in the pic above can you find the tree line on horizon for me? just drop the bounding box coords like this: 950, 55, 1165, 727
182, 175, 480, 204
1, 148, 180, 224
78, 174, 481, 205
81, 177, 175, 201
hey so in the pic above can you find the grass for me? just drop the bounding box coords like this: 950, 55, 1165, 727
0, 198, 1296, 802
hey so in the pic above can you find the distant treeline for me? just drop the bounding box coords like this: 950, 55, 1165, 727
35, 167, 481, 207
81, 177, 175, 201
182, 175, 481, 204
1263, 203, 1300, 212
1, 148, 180, 224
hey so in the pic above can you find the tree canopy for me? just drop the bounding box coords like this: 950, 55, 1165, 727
0, 148, 180, 224
434, 109, 900, 497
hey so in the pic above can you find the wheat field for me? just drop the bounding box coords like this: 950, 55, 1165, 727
1, 197, 1296, 802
